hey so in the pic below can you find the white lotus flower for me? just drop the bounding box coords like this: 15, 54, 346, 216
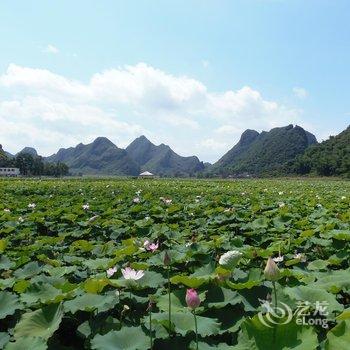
28, 203, 36, 209
219, 250, 243, 270
106, 266, 117, 277
160, 197, 172, 205
82, 204, 89, 210
133, 197, 140, 204
341, 196, 346, 200
18, 216, 24, 223
293, 252, 306, 262
4, 209, 10, 213
278, 191, 284, 195
278, 202, 285, 208
273, 255, 284, 263
121, 267, 144, 281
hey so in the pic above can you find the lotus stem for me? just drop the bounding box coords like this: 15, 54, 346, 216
272, 281, 277, 310
272, 281, 277, 344
149, 305, 153, 349
167, 265, 171, 333
193, 309, 198, 350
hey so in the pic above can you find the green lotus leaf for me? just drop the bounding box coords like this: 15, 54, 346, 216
137, 271, 166, 288
157, 289, 188, 313
323, 230, 350, 241
226, 268, 262, 290
325, 320, 350, 349
83, 258, 111, 270
205, 285, 242, 309
20, 283, 63, 305
307, 259, 329, 271
83, 278, 110, 294
4, 337, 47, 350
284, 285, 343, 314
13, 303, 63, 341
0, 239, 7, 253
0, 291, 22, 319
152, 312, 221, 337
336, 308, 350, 320
234, 314, 318, 350
64, 292, 117, 314
310, 269, 350, 293
0, 256, 14, 270
91, 327, 149, 350
170, 275, 208, 288
13, 262, 41, 279
189, 341, 232, 350
0, 332, 10, 349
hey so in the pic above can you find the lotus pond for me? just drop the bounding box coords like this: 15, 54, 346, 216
0, 178, 349, 350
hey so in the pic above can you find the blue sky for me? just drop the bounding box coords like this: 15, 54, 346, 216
0, 0, 349, 162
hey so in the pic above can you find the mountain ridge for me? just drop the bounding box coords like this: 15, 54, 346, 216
126, 135, 205, 176
210, 124, 318, 176
2, 124, 348, 177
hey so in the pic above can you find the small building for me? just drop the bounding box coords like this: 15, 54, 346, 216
139, 171, 155, 178
0, 168, 20, 177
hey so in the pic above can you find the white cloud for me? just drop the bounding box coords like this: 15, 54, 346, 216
43, 44, 59, 54
293, 87, 308, 99
215, 125, 241, 134
199, 138, 229, 150
0, 63, 303, 161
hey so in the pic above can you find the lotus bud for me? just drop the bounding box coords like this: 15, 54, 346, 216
218, 250, 243, 270
186, 288, 201, 310
121, 304, 130, 316
163, 251, 171, 266
264, 257, 281, 281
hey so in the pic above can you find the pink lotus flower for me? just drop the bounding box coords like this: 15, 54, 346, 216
106, 266, 117, 277
186, 288, 201, 310
143, 240, 159, 252
121, 267, 144, 281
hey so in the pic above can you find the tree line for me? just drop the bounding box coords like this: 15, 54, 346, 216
0, 150, 69, 177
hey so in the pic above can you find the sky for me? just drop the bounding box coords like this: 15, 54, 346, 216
0, 0, 349, 163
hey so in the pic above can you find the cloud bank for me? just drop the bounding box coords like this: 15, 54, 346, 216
0, 63, 303, 162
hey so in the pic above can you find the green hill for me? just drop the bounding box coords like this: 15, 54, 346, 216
0, 145, 9, 166
293, 126, 350, 177
126, 135, 205, 177
17, 147, 38, 157
46, 137, 140, 176
210, 125, 317, 176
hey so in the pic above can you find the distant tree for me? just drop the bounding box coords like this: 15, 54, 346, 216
13, 153, 69, 177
